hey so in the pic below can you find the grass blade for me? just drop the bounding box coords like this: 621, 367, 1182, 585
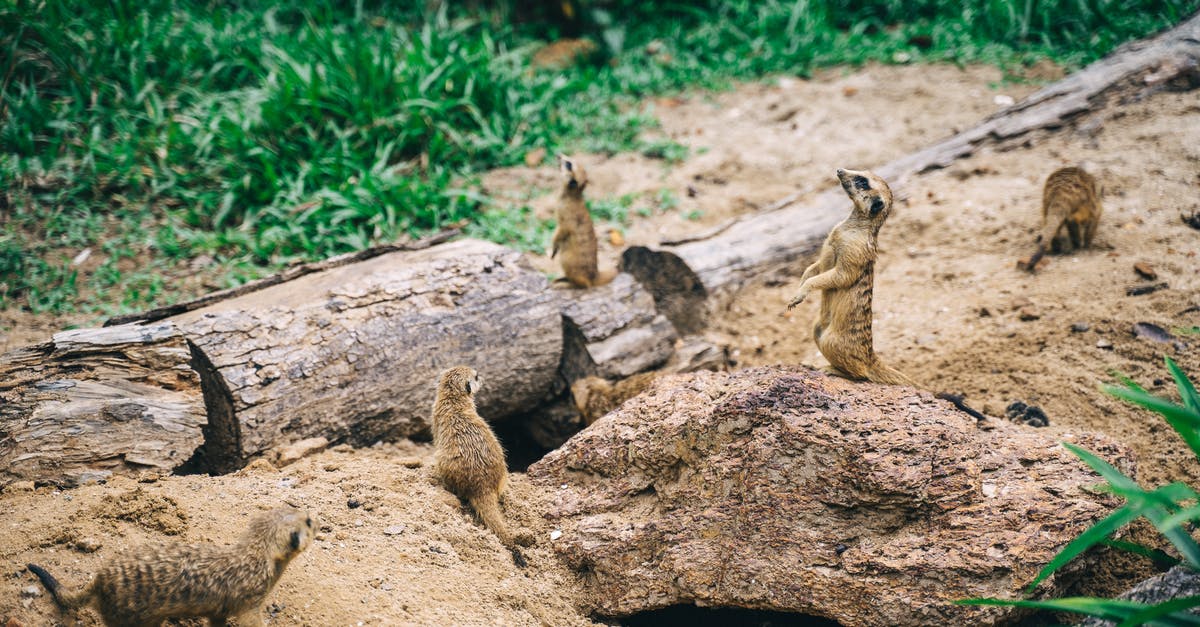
1166, 356, 1200, 415
1024, 501, 1144, 592
1119, 596, 1200, 627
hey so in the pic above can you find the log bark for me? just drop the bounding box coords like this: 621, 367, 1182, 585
0, 323, 206, 487
556, 273, 677, 382
170, 239, 564, 466
622, 13, 1200, 332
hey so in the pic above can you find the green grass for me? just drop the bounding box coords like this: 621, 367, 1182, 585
1, 0, 1196, 315
960, 356, 1200, 625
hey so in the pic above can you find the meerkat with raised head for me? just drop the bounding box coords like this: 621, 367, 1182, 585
787, 168, 914, 386
1020, 166, 1102, 272
431, 366, 527, 568
551, 155, 602, 288
570, 371, 658, 425
27, 505, 315, 627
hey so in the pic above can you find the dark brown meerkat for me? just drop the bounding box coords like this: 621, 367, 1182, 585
27, 505, 316, 627
1020, 166, 1103, 272
551, 155, 603, 288
430, 366, 527, 568
787, 168, 914, 386
570, 371, 659, 425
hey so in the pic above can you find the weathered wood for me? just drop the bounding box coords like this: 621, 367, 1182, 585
105, 227, 462, 327
555, 273, 677, 381
0, 323, 206, 487
170, 239, 564, 465
622, 13, 1200, 332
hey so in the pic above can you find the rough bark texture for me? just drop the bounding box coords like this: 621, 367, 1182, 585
170, 239, 563, 464
622, 13, 1200, 330
1078, 565, 1200, 626
556, 273, 677, 381
528, 366, 1134, 626
0, 323, 206, 487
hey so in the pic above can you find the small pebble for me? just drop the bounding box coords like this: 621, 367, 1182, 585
1096, 339, 1114, 349
381, 582, 394, 591
549, 529, 563, 541
1018, 306, 1040, 321
1070, 322, 1090, 333
1133, 261, 1158, 280
383, 525, 406, 536
74, 537, 102, 553
20, 585, 40, 598
347, 499, 362, 509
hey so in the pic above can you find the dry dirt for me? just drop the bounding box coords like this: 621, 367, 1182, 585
3, 62, 1199, 626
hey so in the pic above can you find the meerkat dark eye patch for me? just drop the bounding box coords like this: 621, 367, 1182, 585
869, 198, 885, 215
853, 176, 870, 191
290, 531, 301, 551
306, 517, 312, 527
464, 379, 474, 395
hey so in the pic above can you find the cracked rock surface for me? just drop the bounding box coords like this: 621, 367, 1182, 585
528, 366, 1133, 627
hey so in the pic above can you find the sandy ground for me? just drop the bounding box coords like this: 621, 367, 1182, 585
3, 62, 1199, 625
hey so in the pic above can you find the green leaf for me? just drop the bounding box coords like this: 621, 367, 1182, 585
1103, 386, 1200, 462
1120, 596, 1200, 627
1166, 356, 1200, 415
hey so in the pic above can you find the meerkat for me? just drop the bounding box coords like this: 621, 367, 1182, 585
787, 168, 914, 386
551, 155, 603, 288
570, 372, 658, 425
431, 366, 527, 568
1020, 166, 1102, 272
27, 505, 315, 627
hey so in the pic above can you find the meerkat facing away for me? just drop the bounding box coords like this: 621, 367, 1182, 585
570, 372, 659, 425
27, 505, 316, 627
787, 168, 914, 387
551, 155, 602, 288
1020, 166, 1102, 272
431, 366, 527, 568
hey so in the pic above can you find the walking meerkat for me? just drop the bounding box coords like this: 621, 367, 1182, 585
431, 366, 527, 567
787, 168, 914, 386
570, 372, 658, 425
551, 155, 603, 288
27, 505, 316, 627
1019, 166, 1102, 272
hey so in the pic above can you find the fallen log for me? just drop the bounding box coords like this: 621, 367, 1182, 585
170, 238, 564, 469
621, 12, 1200, 333
0, 323, 206, 487
556, 273, 677, 382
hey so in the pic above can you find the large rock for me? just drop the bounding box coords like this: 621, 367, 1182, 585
527, 366, 1133, 626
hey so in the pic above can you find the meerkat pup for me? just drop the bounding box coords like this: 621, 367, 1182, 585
787, 168, 914, 386
551, 155, 601, 288
431, 366, 527, 567
570, 372, 659, 426
1020, 166, 1102, 271
27, 505, 316, 627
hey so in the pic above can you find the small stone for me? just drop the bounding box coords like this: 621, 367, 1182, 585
981, 483, 997, 498
1011, 297, 1033, 309
1070, 322, 1090, 333
20, 585, 40, 598
609, 229, 625, 247
1133, 322, 1173, 343
347, 498, 362, 509
1018, 306, 1040, 321
1133, 262, 1158, 280
978, 307, 992, 318
397, 457, 423, 469
74, 537, 102, 553
384, 525, 406, 536
686, 185, 699, 198
550, 529, 563, 541
993, 94, 1015, 107
842, 85, 858, 97
381, 582, 394, 591
834, 543, 848, 554
275, 437, 329, 467
1096, 339, 1114, 350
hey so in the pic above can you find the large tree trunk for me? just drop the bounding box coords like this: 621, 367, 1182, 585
0, 323, 207, 487
170, 239, 565, 469
621, 13, 1200, 333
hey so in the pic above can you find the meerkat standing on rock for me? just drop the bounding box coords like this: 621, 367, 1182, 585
787, 168, 914, 386
27, 505, 316, 627
551, 155, 603, 288
431, 366, 528, 568
1019, 166, 1103, 272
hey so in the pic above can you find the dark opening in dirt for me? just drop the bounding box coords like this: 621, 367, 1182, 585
616, 605, 844, 627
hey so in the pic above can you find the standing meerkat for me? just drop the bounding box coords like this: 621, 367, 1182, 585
787, 168, 914, 386
27, 505, 316, 627
551, 155, 602, 288
431, 366, 527, 568
1020, 166, 1103, 271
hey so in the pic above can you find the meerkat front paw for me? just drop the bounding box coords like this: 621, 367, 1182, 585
787, 290, 809, 308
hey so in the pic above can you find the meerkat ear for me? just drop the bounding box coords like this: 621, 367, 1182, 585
290, 531, 301, 551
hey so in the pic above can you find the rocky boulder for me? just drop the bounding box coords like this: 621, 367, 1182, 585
527, 366, 1133, 626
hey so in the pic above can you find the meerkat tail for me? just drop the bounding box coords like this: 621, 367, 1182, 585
865, 362, 917, 387
469, 493, 527, 568
27, 564, 91, 610
935, 392, 988, 421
